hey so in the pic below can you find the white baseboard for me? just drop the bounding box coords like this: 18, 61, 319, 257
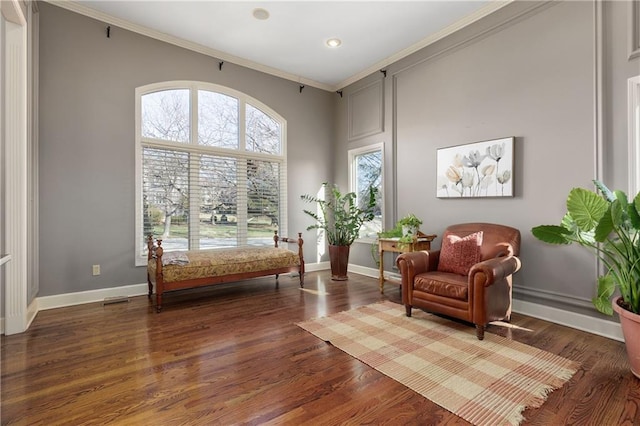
512, 298, 623, 342
305, 261, 330, 272
348, 264, 378, 278
30, 265, 332, 314
3, 266, 625, 343
37, 283, 150, 311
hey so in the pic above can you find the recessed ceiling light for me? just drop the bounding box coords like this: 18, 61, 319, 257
326, 38, 342, 48
252, 8, 270, 20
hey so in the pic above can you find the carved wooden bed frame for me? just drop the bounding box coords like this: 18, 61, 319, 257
147, 231, 304, 312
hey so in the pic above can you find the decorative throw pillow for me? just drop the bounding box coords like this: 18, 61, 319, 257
437, 231, 483, 275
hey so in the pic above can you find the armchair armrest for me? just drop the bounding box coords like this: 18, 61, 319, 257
396, 250, 439, 277
469, 255, 521, 287
397, 250, 439, 301
469, 255, 521, 326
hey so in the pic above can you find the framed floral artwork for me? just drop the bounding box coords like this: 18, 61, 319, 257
436, 137, 514, 198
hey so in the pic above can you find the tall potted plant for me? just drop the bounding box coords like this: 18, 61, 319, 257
302, 183, 377, 280
532, 180, 640, 378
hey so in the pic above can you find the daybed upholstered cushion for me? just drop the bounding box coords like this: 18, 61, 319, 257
437, 231, 483, 276
149, 247, 300, 283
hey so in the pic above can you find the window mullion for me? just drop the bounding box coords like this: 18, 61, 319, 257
239, 99, 246, 152
236, 99, 248, 245
189, 88, 200, 249
237, 160, 248, 246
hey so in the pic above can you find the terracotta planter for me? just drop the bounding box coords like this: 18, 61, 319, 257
613, 297, 640, 379
329, 244, 350, 281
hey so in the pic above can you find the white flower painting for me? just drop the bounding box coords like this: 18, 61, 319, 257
436, 137, 514, 198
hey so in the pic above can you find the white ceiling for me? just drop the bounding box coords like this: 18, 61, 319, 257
60, 1, 510, 91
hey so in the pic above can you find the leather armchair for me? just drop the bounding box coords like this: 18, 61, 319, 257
396, 223, 521, 340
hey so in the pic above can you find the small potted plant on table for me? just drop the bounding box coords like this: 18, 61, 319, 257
397, 213, 423, 239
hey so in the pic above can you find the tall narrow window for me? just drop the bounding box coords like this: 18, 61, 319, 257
135, 82, 287, 265
349, 144, 384, 240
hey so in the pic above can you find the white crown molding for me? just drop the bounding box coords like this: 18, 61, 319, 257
1, 0, 27, 26
45, 0, 513, 93
336, 0, 514, 90
43, 0, 335, 92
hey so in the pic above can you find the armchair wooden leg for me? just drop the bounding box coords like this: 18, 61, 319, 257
476, 324, 485, 340
405, 305, 412, 317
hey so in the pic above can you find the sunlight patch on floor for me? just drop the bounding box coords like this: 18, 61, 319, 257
491, 320, 533, 332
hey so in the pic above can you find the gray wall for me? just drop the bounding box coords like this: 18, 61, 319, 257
37, 0, 640, 316
335, 1, 640, 319
38, 3, 334, 296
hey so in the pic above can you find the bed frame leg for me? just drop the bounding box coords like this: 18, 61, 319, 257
156, 294, 162, 313
147, 276, 153, 299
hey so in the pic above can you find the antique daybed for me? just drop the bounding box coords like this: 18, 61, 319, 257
147, 231, 304, 312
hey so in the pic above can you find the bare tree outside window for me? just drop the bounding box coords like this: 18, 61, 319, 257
199, 155, 238, 249
247, 159, 279, 245
198, 90, 239, 149
246, 104, 281, 155
142, 148, 189, 245
352, 148, 383, 238
141, 89, 190, 143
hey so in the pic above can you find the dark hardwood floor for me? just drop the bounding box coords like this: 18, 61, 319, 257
2, 271, 638, 425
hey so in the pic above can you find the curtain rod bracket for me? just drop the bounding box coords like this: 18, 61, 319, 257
219, 61, 224, 70
106, 26, 111, 38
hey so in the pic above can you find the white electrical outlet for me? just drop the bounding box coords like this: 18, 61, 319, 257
92, 264, 100, 276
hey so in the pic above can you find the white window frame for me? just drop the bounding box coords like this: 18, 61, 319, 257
348, 143, 384, 243
134, 81, 287, 266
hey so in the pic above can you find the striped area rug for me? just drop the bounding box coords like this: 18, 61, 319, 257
296, 300, 579, 426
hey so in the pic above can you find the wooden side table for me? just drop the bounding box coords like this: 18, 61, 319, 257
378, 233, 437, 293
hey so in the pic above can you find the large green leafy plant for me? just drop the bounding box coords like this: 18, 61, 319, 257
532, 180, 640, 316
301, 183, 378, 246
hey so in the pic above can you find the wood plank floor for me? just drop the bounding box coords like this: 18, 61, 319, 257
2, 271, 638, 425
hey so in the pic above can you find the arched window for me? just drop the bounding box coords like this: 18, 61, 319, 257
135, 81, 287, 265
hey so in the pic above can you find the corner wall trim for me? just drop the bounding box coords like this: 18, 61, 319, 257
629, 0, 640, 60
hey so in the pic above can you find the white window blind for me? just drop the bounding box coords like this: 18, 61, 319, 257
135, 82, 287, 265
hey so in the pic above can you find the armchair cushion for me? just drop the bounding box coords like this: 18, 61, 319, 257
414, 272, 468, 300
437, 231, 483, 275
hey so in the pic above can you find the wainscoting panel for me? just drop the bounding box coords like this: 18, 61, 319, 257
348, 80, 384, 141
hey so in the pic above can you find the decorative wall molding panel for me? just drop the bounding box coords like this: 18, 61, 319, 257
348, 80, 384, 141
